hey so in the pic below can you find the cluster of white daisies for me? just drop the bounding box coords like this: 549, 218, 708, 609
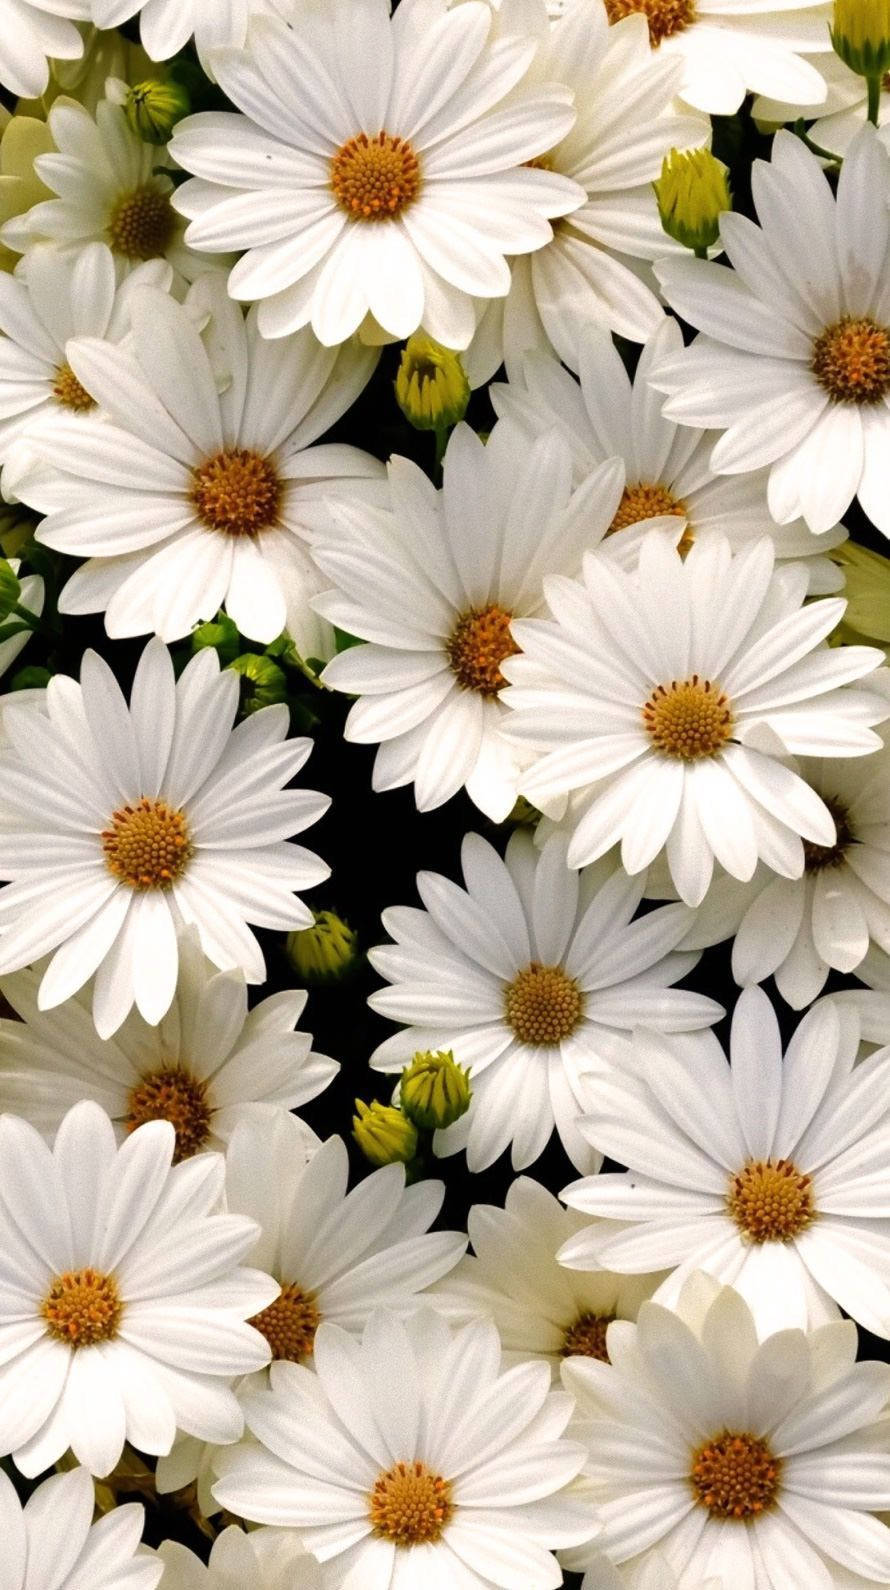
1, 0, 890, 1587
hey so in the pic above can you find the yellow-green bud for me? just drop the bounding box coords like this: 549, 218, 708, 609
124, 80, 190, 144
0, 511, 34, 560
831, 0, 890, 80
352, 1100, 418, 1168
286, 910, 360, 984
228, 653, 288, 714
395, 333, 470, 432
654, 148, 731, 254
829, 541, 890, 652
400, 1050, 472, 1131
0, 559, 21, 622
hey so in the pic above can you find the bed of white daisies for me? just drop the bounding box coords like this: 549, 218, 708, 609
1, 0, 890, 1587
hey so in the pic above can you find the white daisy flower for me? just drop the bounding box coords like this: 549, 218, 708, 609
1, 96, 203, 285
0, 1099, 278, 1478
83, 0, 268, 75
561, 1273, 890, 1587
314, 421, 644, 821
0, 1464, 162, 1590
167, 0, 581, 348
501, 530, 889, 906
0, 929, 338, 1158
157, 1111, 467, 1505
466, 4, 707, 380
754, 50, 890, 162
157, 1525, 321, 1590
9, 276, 382, 647
651, 126, 890, 539
0, 242, 170, 475
490, 321, 846, 594
0, 1, 88, 99
0, 637, 330, 1038
561, 986, 890, 1338
212, 1309, 595, 1587
431, 1175, 663, 1373
368, 829, 721, 1173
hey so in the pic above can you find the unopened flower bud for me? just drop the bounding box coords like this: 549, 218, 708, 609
228, 653, 288, 714
124, 79, 190, 144
395, 333, 470, 431
0, 559, 21, 622
286, 910, 359, 984
654, 147, 731, 254
831, 0, 890, 80
400, 1050, 472, 1131
352, 1100, 418, 1168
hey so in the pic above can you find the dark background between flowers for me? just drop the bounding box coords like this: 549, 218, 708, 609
2, 38, 889, 1572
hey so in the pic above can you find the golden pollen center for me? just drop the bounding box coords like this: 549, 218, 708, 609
101, 797, 192, 891
331, 131, 421, 220
249, 1282, 321, 1362
604, 0, 697, 45
812, 317, 890, 404
52, 361, 95, 413
106, 184, 175, 261
191, 448, 282, 538
42, 1267, 122, 1347
609, 481, 686, 533
690, 1431, 781, 1520
803, 795, 855, 873
727, 1159, 815, 1244
369, 1461, 454, 1547
643, 675, 733, 760
446, 605, 519, 696
504, 962, 584, 1045
561, 1311, 615, 1361
126, 1067, 211, 1162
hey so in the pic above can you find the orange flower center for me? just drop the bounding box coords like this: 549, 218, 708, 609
727, 1159, 816, 1243
369, 1461, 454, 1546
561, 1311, 615, 1361
504, 962, 584, 1045
803, 795, 855, 873
446, 604, 519, 696
812, 317, 890, 404
42, 1267, 122, 1347
102, 797, 192, 891
52, 361, 95, 413
608, 481, 693, 553
604, 0, 697, 45
691, 1431, 781, 1520
191, 448, 282, 538
643, 676, 733, 760
106, 184, 175, 260
331, 132, 421, 220
249, 1282, 321, 1361
126, 1067, 212, 1162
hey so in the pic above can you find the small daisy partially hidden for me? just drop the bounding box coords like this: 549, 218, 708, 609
0, 1100, 277, 1478
0, 1464, 162, 1590
10, 276, 382, 646
561, 987, 890, 1338
501, 531, 889, 906
0, 1, 87, 99
1, 95, 201, 283
0, 929, 338, 1156
157, 1525, 321, 1590
652, 126, 890, 538
0, 638, 330, 1037
490, 321, 846, 592
561, 1274, 890, 1587
212, 1310, 595, 1588
314, 420, 635, 820
369, 830, 721, 1172
431, 1176, 663, 1373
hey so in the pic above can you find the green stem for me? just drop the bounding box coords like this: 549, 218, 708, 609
867, 74, 882, 127
693, 244, 708, 260
791, 119, 843, 166
433, 425, 450, 480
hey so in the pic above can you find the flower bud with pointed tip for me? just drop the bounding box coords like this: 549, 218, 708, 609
400, 1050, 472, 1131
654, 147, 731, 254
286, 910, 360, 984
831, 0, 890, 79
124, 79, 191, 145
395, 333, 470, 431
353, 1100, 418, 1168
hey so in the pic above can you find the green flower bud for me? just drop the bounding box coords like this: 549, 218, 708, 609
192, 613, 240, 665
654, 147, 731, 254
831, 0, 890, 80
124, 79, 190, 144
228, 652, 288, 714
395, 333, 470, 432
829, 541, 890, 654
352, 1100, 418, 1168
0, 558, 21, 622
400, 1050, 472, 1131
285, 910, 360, 984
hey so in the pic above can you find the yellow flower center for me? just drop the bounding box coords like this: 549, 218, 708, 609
42, 1267, 122, 1347
504, 962, 584, 1046
690, 1431, 781, 1520
608, 481, 693, 554
561, 1311, 615, 1361
52, 361, 95, 413
191, 448, 282, 538
330, 132, 421, 220
369, 1461, 454, 1547
106, 184, 176, 261
642, 676, 733, 760
605, 0, 697, 45
727, 1159, 816, 1243
249, 1283, 321, 1362
803, 795, 855, 873
101, 797, 192, 891
125, 1066, 212, 1162
812, 317, 890, 404
446, 604, 519, 697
